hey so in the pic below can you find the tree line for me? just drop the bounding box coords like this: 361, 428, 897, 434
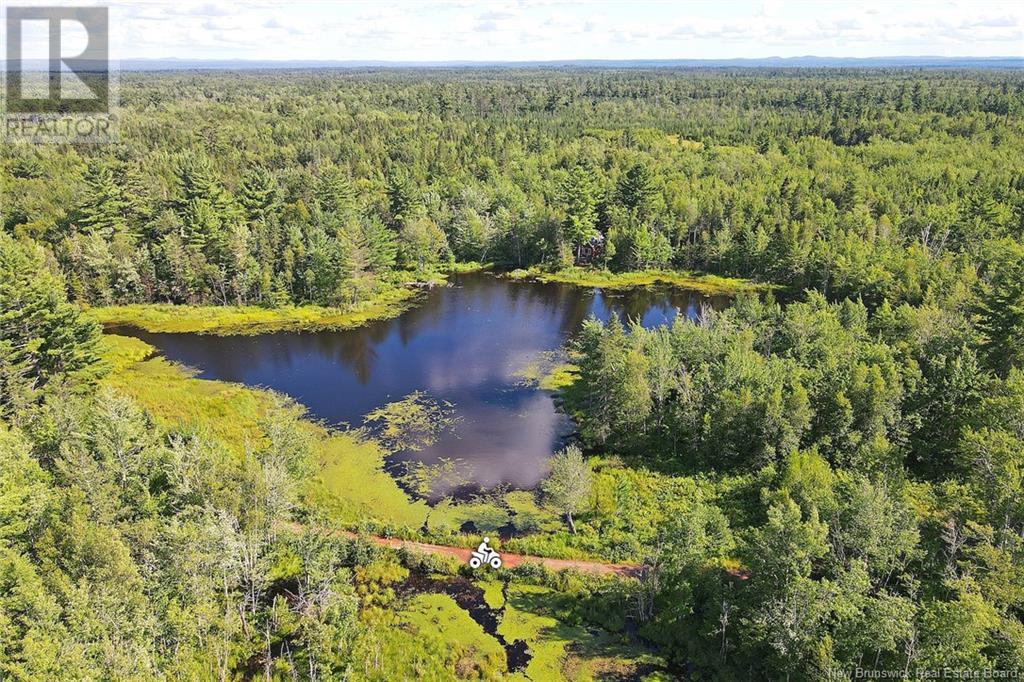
3, 68, 1022, 310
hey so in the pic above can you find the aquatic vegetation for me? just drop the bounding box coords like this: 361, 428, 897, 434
429, 498, 513, 536
477, 580, 506, 610
514, 351, 580, 393
398, 458, 471, 501
538, 363, 581, 392
363, 391, 459, 453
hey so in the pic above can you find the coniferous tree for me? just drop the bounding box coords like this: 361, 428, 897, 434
616, 163, 656, 219
0, 234, 101, 422
315, 166, 355, 217
977, 240, 1024, 374
75, 161, 128, 239
558, 163, 600, 261
386, 171, 421, 227
239, 166, 280, 224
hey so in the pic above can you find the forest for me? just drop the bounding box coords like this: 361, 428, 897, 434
2, 67, 1024, 680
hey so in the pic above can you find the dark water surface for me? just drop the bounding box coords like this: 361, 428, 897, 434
111, 273, 726, 493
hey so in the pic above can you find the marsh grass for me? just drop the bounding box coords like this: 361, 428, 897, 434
88, 265, 499, 335
86, 285, 420, 336
313, 432, 432, 529
101, 335, 278, 452
505, 266, 766, 296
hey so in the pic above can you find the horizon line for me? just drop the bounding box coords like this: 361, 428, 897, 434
117, 54, 1024, 63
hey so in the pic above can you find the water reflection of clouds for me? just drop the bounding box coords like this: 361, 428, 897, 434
423, 352, 502, 392
390, 390, 570, 494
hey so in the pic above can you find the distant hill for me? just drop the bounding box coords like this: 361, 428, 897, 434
4, 55, 1023, 72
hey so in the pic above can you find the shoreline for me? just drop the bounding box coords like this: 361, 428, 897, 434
86, 264, 763, 336
504, 266, 767, 296
98, 333, 620, 564
89, 288, 420, 336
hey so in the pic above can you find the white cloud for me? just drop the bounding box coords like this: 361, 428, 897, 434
82, 0, 1024, 60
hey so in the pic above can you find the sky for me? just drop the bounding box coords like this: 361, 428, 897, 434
8, 0, 1024, 62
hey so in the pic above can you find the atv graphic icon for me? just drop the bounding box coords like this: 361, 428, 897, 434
469, 537, 502, 569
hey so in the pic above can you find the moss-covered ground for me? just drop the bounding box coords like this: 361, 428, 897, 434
497, 583, 666, 681
355, 591, 508, 680
346, 553, 668, 681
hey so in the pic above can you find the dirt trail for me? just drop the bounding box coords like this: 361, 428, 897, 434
278, 523, 643, 577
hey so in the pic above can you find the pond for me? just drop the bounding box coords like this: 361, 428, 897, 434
111, 272, 728, 495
